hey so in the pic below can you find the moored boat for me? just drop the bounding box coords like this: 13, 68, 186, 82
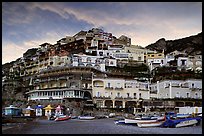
175, 119, 198, 128
162, 116, 201, 128
54, 115, 71, 121
137, 120, 165, 128
78, 116, 95, 120
114, 119, 126, 125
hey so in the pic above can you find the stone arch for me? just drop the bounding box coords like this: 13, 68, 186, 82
115, 101, 123, 108
84, 91, 92, 100
125, 101, 136, 108
185, 102, 194, 107
175, 101, 185, 107
105, 100, 113, 108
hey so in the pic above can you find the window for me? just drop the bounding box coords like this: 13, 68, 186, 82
134, 93, 136, 98
195, 93, 198, 99
181, 60, 186, 65
127, 93, 130, 98
117, 92, 120, 97
99, 52, 103, 56
151, 55, 154, 57
192, 83, 194, 88
107, 83, 111, 87
138, 56, 141, 61
97, 92, 100, 97
139, 93, 141, 98
186, 93, 190, 98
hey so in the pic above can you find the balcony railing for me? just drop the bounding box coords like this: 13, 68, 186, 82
115, 87, 123, 90
115, 96, 123, 99
105, 87, 114, 90
124, 97, 133, 100
139, 89, 149, 91
93, 96, 103, 99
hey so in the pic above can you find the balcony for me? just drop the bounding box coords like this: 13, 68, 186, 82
115, 87, 123, 90
190, 88, 201, 91
124, 97, 133, 100
103, 96, 111, 99
115, 96, 123, 99
94, 85, 104, 87
139, 89, 149, 91
105, 87, 114, 90
93, 96, 103, 99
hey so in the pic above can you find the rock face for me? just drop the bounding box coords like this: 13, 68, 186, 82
145, 32, 202, 55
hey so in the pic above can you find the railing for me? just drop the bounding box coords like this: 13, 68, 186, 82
124, 97, 133, 100
139, 89, 149, 91
105, 87, 114, 90
115, 87, 123, 90
94, 85, 104, 87
93, 96, 103, 99
115, 96, 123, 99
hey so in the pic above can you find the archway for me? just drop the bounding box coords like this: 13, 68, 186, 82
105, 100, 113, 108
125, 101, 136, 108
115, 101, 123, 108
84, 91, 92, 100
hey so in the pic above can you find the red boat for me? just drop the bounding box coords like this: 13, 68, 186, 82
54, 115, 71, 121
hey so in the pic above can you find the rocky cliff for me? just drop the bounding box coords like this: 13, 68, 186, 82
145, 32, 202, 55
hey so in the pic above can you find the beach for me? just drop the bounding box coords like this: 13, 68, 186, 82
2, 118, 202, 134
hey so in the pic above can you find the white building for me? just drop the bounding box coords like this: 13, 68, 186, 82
149, 79, 202, 99
72, 54, 117, 71
92, 77, 150, 108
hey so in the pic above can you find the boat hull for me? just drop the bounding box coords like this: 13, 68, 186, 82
79, 116, 95, 120
125, 119, 140, 124
175, 119, 198, 128
55, 115, 71, 121
137, 121, 165, 128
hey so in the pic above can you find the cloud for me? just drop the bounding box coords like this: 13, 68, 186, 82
2, 31, 66, 64
2, 2, 202, 64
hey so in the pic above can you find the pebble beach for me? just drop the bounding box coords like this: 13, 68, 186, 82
2, 118, 202, 134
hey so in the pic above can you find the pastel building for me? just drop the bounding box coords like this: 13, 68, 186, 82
92, 77, 150, 109
149, 79, 202, 99
144, 51, 165, 71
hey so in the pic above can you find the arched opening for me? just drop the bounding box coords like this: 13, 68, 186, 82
185, 102, 193, 107
84, 91, 92, 100
105, 100, 113, 108
125, 101, 136, 113
175, 101, 185, 107
125, 101, 136, 108
115, 101, 123, 108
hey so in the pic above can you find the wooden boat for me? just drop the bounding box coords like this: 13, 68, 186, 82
114, 119, 126, 125
162, 117, 201, 128
78, 116, 95, 120
125, 118, 140, 124
137, 120, 165, 128
54, 115, 71, 121
175, 119, 198, 128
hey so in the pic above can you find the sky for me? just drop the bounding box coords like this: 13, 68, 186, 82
2, 2, 202, 64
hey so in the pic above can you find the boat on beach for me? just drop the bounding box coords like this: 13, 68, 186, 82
162, 115, 201, 128
54, 115, 71, 121
114, 119, 126, 125
137, 120, 165, 128
78, 116, 95, 120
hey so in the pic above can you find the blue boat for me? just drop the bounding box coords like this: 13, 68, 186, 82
162, 116, 201, 128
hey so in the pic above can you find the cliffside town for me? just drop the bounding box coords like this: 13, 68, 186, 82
2, 28, 202, 115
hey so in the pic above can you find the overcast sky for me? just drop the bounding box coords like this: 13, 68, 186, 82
2, 2, 202, 64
